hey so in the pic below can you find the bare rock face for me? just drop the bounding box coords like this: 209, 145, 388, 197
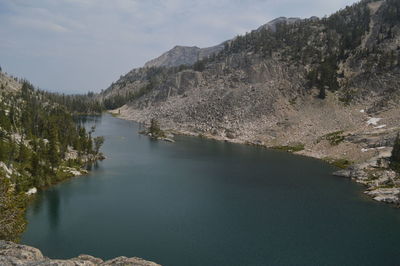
144, 44, 224, 68
0, 71, 22, 92
142, 16, 304, 69
0, 241, 161, 266
256, 16, 301, 32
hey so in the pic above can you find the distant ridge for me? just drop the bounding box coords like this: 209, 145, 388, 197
143, 44, 225, 68
143, 16, 307, 69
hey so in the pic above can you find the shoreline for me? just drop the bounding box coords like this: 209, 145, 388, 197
110, 111, 400, 207
0, 241, 160, 266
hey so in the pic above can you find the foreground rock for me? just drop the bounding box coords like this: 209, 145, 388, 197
334, 153, 400, 206
0, 241, 161, 266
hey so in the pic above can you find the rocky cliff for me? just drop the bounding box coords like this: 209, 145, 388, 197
101, 0, 400, 204
143, 44, 224, 68
256, 16, 302, 32
0, 71, 22, 92
0, 241, 160, 266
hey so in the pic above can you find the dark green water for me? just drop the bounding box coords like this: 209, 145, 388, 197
22, 114, 400, 266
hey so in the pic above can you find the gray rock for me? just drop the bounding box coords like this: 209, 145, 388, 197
0, 241, 44, 261
333, 167, 369, 180
144, 44, 224, 68
103, 256, 160, 266
256, 17, 301, 32
0, 241, 160, 266
365, 188, 400, 204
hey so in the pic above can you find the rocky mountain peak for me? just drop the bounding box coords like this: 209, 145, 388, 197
257, 16, 302, 32
144, 43, 225, 68
144, 45, 201, 68
142, 16, 304, 69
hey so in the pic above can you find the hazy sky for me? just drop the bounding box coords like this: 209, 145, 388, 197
0, 0, 359, 93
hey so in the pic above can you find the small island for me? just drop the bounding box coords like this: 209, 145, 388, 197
141, 119, 175, 143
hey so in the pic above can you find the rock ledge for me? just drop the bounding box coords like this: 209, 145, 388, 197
0, 241, 161, 266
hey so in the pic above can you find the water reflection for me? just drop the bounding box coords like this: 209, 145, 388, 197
46, 189, 60, 229
31, 193, 44, 216
73, 115, 102, 126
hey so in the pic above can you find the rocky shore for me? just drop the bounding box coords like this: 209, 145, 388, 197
112, 110, 400, 207
334, 153, 400, 205
0, 241, 160, 266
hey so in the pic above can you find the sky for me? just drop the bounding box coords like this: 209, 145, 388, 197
0, 0, 359, 94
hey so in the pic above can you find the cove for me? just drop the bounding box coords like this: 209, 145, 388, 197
22, 114, 400, 266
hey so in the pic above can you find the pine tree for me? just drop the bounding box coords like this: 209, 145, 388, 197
17, 142, 30, 164
0, 139, 7, 162
0, 176, 26, 242
318, 86, 326, 99
149, 119, 164, 138
47, 124, 60, 169
30, 153, 40, 178
390, 133, 400, 172
93, 136, 105, 154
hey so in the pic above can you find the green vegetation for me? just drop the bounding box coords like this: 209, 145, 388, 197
272, 144, 305, 153
0, 175, 26, 242
289, 97, 297, 105
148, 119, 165, 139
323, 131, 346, 146
0, 80, 104, 241
390, 133, 400, 172
41, 91, 103, 115
325, 158, 353, 169
182, 0, 398, 104
383, 0, 400, 26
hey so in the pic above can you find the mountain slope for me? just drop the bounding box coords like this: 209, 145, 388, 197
0, 71, 104, 241
0, 72, 22, 92
102, 0, 400, 170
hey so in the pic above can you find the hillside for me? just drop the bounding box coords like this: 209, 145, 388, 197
0, 70, 105, 241
101, 0, 400, 204
0, 71, 22, 92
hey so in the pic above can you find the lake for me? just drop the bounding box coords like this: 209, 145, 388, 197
22, 114, 400, 266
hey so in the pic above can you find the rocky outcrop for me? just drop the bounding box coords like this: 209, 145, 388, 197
0, 71, 22, 92
0, 241, 161, 266
144, 44, 224, 68
256, 17, 301, 32
334, 154, 400, 205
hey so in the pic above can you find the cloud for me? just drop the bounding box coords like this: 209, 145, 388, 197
9, 17, 69, 33
0, 0, 359, 93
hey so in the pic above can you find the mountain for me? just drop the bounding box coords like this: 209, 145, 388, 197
144, 44, 225, 68
101, 0, 400, 202
142, 17, 302, 69
256, 16, 302, 32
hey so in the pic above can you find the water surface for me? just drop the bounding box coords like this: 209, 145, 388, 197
23, 114, 400, 266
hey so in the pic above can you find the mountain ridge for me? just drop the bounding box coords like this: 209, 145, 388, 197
142, 17, 308, 69
143, 44, 225, 68
102, 0, 400, 204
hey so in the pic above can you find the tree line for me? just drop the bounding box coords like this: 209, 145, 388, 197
0, 80, 104, 241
